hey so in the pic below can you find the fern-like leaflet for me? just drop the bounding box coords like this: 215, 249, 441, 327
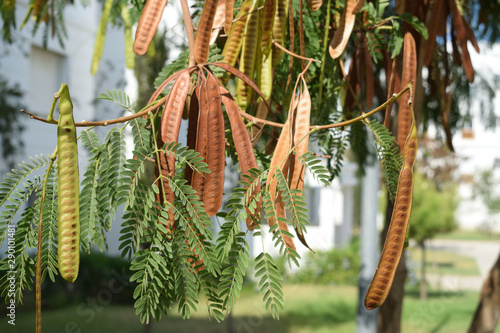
364, 118, 402, 200
254, 251, 285, 319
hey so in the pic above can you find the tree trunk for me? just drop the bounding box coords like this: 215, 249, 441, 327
377, 194, 408, 333
468, 252, 500, 333
419, 241, 427, 300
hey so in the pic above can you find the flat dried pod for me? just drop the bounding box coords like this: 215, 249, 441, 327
222, 0, 253, 66
267, 116, 296, 251
202, 73, 226, 217
158, 71, 191, 228
448, 0, 475, 82
397, 33, 416, 153
194, 0, 219, 64
288, 80, 312, 250
423, 0, 447, 66
329, 0, 357, 59
308, 0, 322, 11
365, 112, 418, 310
133, 0, 168, 56
288, 80, 310, 193
209, 0, 226, 45
220, 87, 263, 230
191, 77, 210, 205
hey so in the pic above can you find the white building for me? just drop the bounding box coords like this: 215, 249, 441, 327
0, 0, 129, 254
452, 42, 500, 232
0, 2, 359, 259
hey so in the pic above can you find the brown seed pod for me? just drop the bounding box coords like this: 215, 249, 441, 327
423, 0, 447, 66
209, 0, 226, 45
191, 77, 209, 204
365, 113, 418, 311
158, 71, 191, 228
133, 0, 168, 56
194, 0, 219, 64
397, 33, 416, 153
202, 73, 225, 217
221, 87, 263, 230
448, 0, 475, 82
329, 0, 357, 59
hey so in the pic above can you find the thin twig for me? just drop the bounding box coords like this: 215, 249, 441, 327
272, 39, 321, 63
239, 83, 412, 130
20, 95, 168, 127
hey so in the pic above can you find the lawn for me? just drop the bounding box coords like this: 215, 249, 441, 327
436, 229, 500, 241
408, 247, 480, 276
1, 284, 498, 333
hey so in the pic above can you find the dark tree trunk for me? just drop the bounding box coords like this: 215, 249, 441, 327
420, 241, 427, 300
468, 252, 500, 333
377, 194, 408, 333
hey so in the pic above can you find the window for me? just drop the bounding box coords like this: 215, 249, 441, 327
29, 46, 66, 115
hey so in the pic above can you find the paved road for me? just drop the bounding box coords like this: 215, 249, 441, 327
423, 239, 500, 291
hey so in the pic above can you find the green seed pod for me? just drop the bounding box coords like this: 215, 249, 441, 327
56, 84, 80, 283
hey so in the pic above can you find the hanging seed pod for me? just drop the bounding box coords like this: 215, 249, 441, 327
56, 84, 80, 283
221, 87, 263, 230
397, 33, 416, 153
222, 0, 254, 66
194, 0, 219, 64
329, 0, 357, 59
365, 113, 418, 310
202, 73, 225, 217
133, 0, 168, 56
157, 71, 191, 228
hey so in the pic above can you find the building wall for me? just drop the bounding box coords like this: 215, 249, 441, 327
0, 1, 128, 254
453, 42, 500, 231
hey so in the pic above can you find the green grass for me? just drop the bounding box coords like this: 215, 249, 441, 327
408, 247, 480, 276
1, 284, 498, 333
436, 229, 500, 241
